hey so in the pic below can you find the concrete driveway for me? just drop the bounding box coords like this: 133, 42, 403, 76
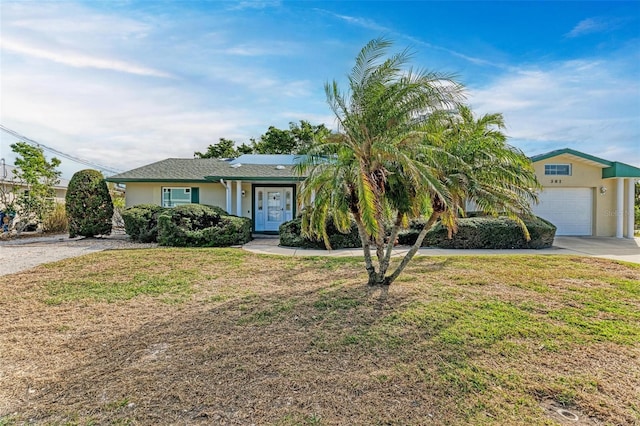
0, 234, 156, 277
552, 236, 640, 264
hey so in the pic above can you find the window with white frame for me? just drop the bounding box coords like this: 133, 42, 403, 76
162, 187, 191, 207
544, 164, 571, 176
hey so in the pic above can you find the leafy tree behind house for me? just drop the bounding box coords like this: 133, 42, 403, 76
193, 121, 330, 158
194, 138, 242, 159
297, 38, 539, 287
1, 142, 61, 233
66, 169, 114, 238
252, 121, 330, 154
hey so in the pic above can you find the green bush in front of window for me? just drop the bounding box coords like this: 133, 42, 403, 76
157, 204, 251, 247
122, 204, 167, 243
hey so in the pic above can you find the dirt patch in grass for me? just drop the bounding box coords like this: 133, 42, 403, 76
0, 250, 639, 425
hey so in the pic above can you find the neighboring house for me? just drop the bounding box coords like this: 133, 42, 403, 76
530, 148, 639, 238
106, 155, 305, 233
107, 150, 640, 238
0, 163, 69, 207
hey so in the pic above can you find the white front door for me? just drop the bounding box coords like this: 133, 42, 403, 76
254, 187, 294, 232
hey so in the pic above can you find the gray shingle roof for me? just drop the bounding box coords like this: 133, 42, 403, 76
106, 158, 305, 183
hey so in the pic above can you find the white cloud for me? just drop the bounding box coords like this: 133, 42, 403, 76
1, 37, 173, 78
3, 1, 635, 179
220, 42, 299, 56
469, 58, 640, 166
318, 9, 509, 70
327, 12, 390, 33
566, 17, 623, 38
0, 52, 324, 173
1, 2, 171, 77
0, 2, 330, 176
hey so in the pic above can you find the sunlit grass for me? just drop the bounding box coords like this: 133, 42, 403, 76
2, 250, 639, 425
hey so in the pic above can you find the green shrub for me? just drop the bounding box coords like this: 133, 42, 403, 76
42, 202, 68, 233
398, 215, 556, 249
66, 170, 114, 238
157, 204, 251, 247
204, 204, 229, 216
281, 214, 555, 250
198, 215, 252, 246
122, 204, 167, 242
279, 217, 361, 249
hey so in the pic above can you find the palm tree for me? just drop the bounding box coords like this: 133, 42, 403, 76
436, 105, 540, 224
297, 38, 538, 287
384, 106, 541, 283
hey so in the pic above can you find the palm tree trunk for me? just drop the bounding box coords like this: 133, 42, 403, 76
353, 213, 380, 286
375, 237, 385, 275
379, 212, 403, 277
384, 211, 441, 285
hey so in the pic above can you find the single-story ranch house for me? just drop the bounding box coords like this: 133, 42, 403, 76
106, 149, 640, 238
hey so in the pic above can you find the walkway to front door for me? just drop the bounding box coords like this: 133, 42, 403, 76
254, 186, 294, 232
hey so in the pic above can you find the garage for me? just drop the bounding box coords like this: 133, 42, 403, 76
533, 188, 593, 236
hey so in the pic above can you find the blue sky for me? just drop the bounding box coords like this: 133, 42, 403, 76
1, 0, 639, 178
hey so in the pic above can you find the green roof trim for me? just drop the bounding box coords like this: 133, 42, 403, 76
530, 148, 640, 178
205, 175, 305, 182
530, 148, 612, 166
106, 178, 211, 183
602, 162, 640, 179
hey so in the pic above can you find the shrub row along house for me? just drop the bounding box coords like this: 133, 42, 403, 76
107, 149, 640, 238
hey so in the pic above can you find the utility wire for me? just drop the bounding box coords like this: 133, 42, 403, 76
0, 124, 122, 176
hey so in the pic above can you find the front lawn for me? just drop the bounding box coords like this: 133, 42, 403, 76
0, 249, 638, 425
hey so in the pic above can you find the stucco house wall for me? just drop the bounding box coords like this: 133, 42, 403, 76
531, 150, 639, 238
532, 154, 617, 236
124, 181, 257, 218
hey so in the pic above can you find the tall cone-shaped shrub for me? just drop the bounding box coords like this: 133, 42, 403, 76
66, 169, 114, 238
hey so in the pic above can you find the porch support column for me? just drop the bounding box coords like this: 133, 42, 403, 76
626, 178, 635, 239
220, 179, 232, 215
616, 178, 624, 238
236, 180, 242, 217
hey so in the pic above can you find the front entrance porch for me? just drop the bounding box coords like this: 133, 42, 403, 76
253, 185, 295, 233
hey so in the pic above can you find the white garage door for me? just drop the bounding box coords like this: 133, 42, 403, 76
533, 188, 593, 236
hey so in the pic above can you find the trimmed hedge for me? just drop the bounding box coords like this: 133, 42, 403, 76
207, 205, 230, 216
66, 169, 114, 238
398, 215, 556, 249
122, 204, 167, 243
157, 204, 251, 247
122, 203, 250, 247
279, 217, 361, 249
280, 214, 556, 250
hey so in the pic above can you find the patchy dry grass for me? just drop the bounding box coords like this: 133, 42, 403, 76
0, 249, 639, 425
